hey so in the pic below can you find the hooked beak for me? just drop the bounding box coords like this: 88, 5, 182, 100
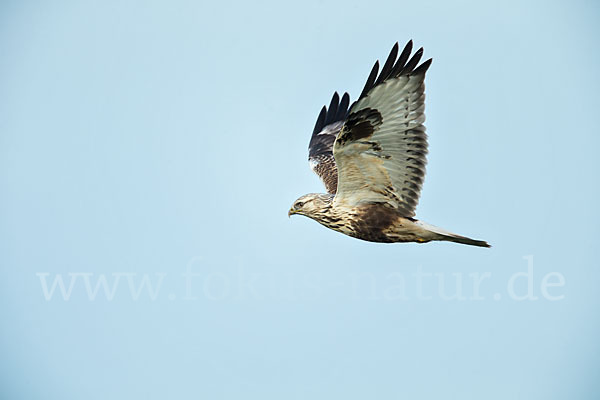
288, 208, 295, 218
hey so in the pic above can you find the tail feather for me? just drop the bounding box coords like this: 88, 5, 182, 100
437, 233, 491, 248
414, 220, 491, 248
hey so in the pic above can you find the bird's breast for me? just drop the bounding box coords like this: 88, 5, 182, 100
314, 202, 406, 243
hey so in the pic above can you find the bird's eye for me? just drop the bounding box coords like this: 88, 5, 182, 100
295, 202, 304, 208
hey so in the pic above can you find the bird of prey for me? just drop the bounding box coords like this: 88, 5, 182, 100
288, 40, 490, 248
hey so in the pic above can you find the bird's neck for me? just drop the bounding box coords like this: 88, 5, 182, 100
311, 195, 354, 232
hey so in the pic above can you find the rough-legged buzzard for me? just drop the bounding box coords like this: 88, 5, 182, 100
289, 41, 490, 248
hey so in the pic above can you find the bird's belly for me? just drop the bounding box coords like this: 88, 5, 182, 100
319, 203, 426, 243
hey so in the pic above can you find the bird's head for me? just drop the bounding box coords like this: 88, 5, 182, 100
288, 193, 332, 218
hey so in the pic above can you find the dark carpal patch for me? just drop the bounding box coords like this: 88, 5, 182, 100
350, 203, 400, 243
336, 108, 382, 146
363, 141, 382, 152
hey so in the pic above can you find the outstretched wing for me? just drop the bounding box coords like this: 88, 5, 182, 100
308, 92, 350, 194
333, 41, 432, 217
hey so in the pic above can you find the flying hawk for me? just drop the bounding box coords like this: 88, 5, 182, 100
288, 40, 490, 247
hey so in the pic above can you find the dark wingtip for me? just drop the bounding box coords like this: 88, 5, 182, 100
325, 92, 340, 125
375, 42, 400, 86
389, 40, 414, 78
336, 92, 350, 120
312, 90, 351, 138
402, 40, 413, 58
401, 47, 423, 74
359, 60, 379, 99
412, 58, 433, 75
312, 106, 327, 135
341, 92, 350, 103
356, 40, 430, 102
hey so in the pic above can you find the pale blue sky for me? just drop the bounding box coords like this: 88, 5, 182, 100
1, 0, 599, 399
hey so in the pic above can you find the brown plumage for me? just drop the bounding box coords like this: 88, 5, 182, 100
290, 41, 490, 248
